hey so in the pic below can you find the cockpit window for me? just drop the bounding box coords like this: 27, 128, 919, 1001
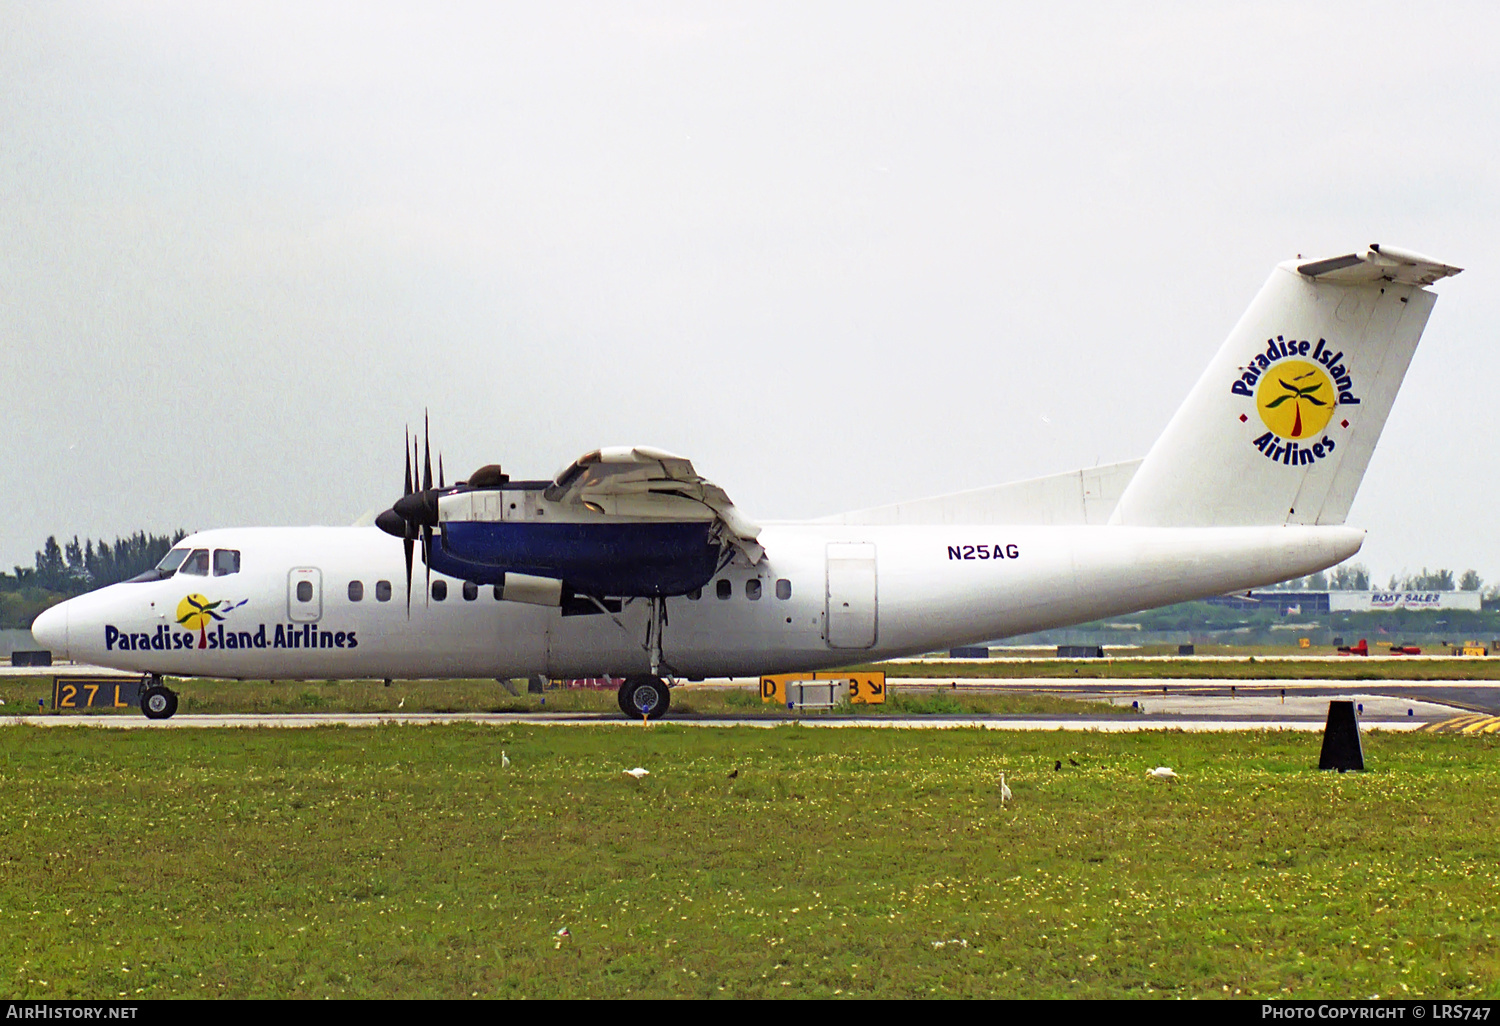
125, 546, 192, 583
156, 548, 190, 574
179, 549, 210, 576
213, 549, 240, 576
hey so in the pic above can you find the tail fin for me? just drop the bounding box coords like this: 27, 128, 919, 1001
1110, 245, 1461, 528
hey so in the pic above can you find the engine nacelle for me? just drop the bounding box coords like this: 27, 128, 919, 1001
429, 520, 721, 597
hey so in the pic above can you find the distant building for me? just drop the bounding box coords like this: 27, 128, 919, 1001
1329, 591, 1481, 612
1207, 591, 1481, 614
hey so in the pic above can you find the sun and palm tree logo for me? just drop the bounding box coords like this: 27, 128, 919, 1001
1255, 360, 1335, 440
175, 594, 247, 649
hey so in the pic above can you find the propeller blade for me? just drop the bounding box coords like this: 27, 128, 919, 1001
403, 536, 414, 617
438, 453, 445, 489
404, 426, 413, 498
423, 411, 433, 492
422, 526, 432, 606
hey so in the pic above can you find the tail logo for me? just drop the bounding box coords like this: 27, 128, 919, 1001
1231, 336, 1361, 467
1256, 360, 1334, 440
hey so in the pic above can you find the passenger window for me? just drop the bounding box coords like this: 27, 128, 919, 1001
348, 580, 364, 602
375, 580, 392, 602
776, 579, 792, 600
493, 585, 503, 600
432, 580, 448, 601
716, 579, 731, 600
213, 549, 240, 576
180, 549, 210, 576
463, 581, 478, 601
686, 588, 701, 600
746, 579, 762, 600
296, 580, 313, 602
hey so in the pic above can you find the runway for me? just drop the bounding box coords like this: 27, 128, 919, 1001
4, 667, 1495, 730
0, 710, 1427, 732
885, 676, 1500, 714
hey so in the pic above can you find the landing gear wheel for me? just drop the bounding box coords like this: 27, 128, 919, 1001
141, 685, 178, 720
619, 676, 670, 720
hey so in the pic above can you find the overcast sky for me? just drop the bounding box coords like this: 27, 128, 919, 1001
2, 2, 1496, 587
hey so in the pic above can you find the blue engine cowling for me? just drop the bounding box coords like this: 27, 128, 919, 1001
428, 520, 722, 597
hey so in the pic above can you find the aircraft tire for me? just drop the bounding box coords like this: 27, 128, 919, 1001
141, 685, 178, 720
619, 676, 670, 720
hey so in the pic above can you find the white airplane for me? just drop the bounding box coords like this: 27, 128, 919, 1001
32, 245, 1461, 720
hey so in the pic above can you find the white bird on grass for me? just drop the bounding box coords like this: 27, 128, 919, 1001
501, 750, 510, 769
624, 767, 650, 779
1147, 766, 1179, 780
1000, 772, 1012, 804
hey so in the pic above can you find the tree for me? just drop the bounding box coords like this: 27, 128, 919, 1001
1328, 562, 1370, 590
1460, 570, 1483, 592
4, 529, 187, 599
35, 536, 65, 591
1400, 568, 1456, 591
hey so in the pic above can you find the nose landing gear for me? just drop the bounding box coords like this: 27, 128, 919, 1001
140, 675, 179, 720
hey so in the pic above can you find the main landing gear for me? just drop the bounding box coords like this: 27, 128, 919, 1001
620, 597, 675, 720
617, 676, 671, 720
140, 675, 179, 720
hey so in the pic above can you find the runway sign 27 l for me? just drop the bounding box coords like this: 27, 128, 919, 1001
52, 676, 142, 712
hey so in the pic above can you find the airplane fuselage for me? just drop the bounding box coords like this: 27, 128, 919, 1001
37, 521, 1362, 681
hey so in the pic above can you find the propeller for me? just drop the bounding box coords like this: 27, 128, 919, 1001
374, 414, 496, 614
375, 414, 444, 615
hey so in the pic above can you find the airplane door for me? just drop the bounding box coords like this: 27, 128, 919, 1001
825, 542, 877, 649
288, 567, 323, 623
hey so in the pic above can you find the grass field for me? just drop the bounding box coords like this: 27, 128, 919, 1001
2, 724, 1498, 999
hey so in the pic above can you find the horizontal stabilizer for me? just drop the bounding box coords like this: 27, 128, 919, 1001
1298, 245, 1462, 287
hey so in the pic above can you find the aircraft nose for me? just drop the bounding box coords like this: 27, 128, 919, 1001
31, 601, 69, 660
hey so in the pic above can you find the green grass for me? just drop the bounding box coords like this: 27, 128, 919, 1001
0, 677, 1122, 718
1, 725, 1497, 998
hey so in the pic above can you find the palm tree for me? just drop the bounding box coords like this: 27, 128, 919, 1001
176, 594, 226, 649
1264, 369, 1329, 438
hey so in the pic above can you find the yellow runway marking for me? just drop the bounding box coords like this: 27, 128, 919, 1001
1422, 714, 1500, 734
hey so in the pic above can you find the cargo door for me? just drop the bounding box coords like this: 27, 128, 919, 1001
825, 542, 877, 649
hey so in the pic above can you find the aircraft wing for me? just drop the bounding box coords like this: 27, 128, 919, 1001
545, 447, 765, 564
